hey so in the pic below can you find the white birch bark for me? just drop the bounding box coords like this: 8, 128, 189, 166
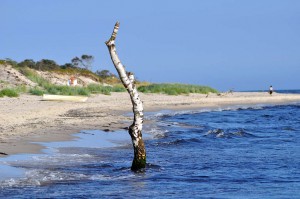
105, 22, 146, 171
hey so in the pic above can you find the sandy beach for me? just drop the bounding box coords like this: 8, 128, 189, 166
1, 91, 300, 157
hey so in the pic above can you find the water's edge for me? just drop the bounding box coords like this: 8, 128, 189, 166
1, 102, 299, 182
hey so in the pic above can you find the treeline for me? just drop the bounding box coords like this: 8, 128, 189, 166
0, 55, 116, 80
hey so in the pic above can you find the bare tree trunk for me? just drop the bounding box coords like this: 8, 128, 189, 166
105, 22, 146, 171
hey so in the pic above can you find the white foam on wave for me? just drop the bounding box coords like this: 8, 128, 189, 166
0, 151, 118, 188
1, 169, 91, 187
26, 169, 90, 185
0, 178, 19, 188
89, 173, 135, 181
0, 157, 136, 188
0, 157, 28, 186
146, 128, 169, 139
32, 153, 93, 162
24, 155, 95, 173
0, 130, 135, 187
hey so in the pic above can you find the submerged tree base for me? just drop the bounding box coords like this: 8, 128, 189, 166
131, 157, 146, 171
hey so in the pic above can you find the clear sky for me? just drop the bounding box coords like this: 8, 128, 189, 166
1, 0, 299, 91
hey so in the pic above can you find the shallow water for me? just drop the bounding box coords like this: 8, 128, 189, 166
1, 103, 300, 198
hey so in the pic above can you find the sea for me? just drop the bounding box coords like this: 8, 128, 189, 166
0, 90, 300, 199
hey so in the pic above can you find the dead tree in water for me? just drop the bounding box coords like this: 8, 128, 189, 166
105, 22, 146, 171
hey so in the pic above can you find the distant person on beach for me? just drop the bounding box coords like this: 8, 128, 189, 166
269, 85, 273, 95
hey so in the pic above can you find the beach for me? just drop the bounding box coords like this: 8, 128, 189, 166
1, 91, 300, 157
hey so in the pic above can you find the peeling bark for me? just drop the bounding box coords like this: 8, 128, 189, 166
105, 22, 146, 171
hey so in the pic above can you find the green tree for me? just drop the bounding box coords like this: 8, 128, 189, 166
95, 69, 115, 79
60, 63, 74, 69
71, 55, 94, 71
36, 59, 59, 71
71, 57, 81, 68
18, 59, 36, 68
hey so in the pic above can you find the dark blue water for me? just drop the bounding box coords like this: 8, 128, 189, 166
244, 89, 300, 94
1, 104, 300, 198
276, 89, 300, 94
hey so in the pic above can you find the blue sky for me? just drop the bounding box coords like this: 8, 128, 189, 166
1, 0, 299, 91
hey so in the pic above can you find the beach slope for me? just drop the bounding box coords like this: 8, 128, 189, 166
1, 92, 300, 156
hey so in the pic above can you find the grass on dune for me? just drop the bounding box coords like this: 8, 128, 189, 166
18, 67, 219, 96
137, 83, 218, 95
29, 87, 45, 96
0, 85, 27, 98
87, 84, 126, 95
29, 83, 126, 96
19, 67, 125, 96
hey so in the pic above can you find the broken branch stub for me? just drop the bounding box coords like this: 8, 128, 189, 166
105, 22, 146, 171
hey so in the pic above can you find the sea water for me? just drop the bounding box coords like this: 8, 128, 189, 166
1, 95, 300, 198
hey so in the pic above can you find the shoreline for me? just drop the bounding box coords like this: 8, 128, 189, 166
1, 91, 300, 157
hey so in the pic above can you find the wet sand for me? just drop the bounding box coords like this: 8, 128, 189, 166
1, 91, 300, 157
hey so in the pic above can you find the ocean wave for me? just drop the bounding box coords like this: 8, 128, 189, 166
8, 153, 94, 170
0, 159, 133, 188
145, 105, 269, 120
204, 128, 256, 138
0, 169, 101, 187
89, 173, 135, 181
150, 137, 202, 147
146, 128, 169, 139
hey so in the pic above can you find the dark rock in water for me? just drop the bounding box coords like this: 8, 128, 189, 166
103, 129, 111, 132
0, 152, 8, 155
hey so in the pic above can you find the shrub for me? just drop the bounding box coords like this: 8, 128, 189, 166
18, 59, 36, 69
0, 88, 19, 97
29, 88, 45, 96
36, 59, 60, 71
77, 87, 90, 96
